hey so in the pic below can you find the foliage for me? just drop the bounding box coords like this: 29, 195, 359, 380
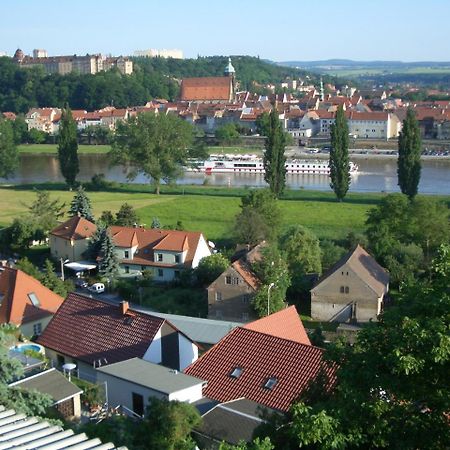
329, 106, 350, 201
97, 228, 119, 279
251, 245, 290, 317
235, 189, 282, 245
320, 239, 346, 271
398, 108, 422, 198
5, 218, 37, 250
219, 437, 274, 450
366, 194, 449, 283
215, 123, 241, 145
40, 259, 71, 297
194, 253, 229, 286
263, 110, 286, 197
0, 118, 19, 178
84, 223, 106, 261
310, 327, 326, 347
138, 398, 201, 450
115, 202, 139, 226
98, 210, 115, 226
110, 112, 195, 194
27, 189, 65, 235
16, 257, 42, 279
151, 217, 161, 228
69, 185, 94, 222
57, 107, 79, 188
275, 245, 450, 449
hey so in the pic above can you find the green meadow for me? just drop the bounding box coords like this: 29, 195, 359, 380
18, 144, 111, 154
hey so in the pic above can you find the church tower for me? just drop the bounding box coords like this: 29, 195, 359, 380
224, 57, 236, 102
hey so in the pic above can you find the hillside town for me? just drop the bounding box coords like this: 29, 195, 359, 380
0, 7, 449, 448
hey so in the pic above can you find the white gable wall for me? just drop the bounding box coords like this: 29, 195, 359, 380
192, 235, 212, 268
178, 333, 198, 371
143, 328, 162, 364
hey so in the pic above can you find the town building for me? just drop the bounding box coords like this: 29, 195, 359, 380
0, 267, 64, 337
310, 245, 390, 323
110, 226, 211, 281
134, 48, 183, 59
37, 295, 200, 381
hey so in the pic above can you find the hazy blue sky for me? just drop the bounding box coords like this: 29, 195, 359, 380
1, 0, 449, 61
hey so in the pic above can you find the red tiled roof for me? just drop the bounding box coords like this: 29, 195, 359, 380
37, 293, 165, 365
0, 268, 64, 326
244, 306, 311, 345
180, 77, 232, 101
185, 327, 335, 412
231, 260, 260, 291
50, 216, 97, 241
109, 226, 205, 268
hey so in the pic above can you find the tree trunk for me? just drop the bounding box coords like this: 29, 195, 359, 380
155, 184, 160, 195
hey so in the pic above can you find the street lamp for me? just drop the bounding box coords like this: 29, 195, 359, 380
60, 258, 69, 281
267, 282, 275, 316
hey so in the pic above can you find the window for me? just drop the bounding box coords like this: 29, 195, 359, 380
57, 354, 65, 367
264, 377, 278, 390
242, 294, 250, 304
225, 276, 232, 285
124, 266, 130, 274
230, 367, 243, 378
175, 254, 180, 264
340, 286, 345, 293
157, 254, 163, 262
242, 312, 249, 321
124, 250, 129, 258
158, 269, 164, 277
141, 266, 146, 271
216, 291, 222, 302
28, 292, 40, 307
345, 286, 350, 294
33, 323, 42, 336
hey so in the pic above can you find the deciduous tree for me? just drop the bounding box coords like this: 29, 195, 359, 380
195, 253, 229, 286
263, 109, 286, 197
0, 118, 19, 179
115, 203, 139, 227
398, 108, 421, 199
329, 106, 350, 201
57, 107, 79, 188
110, 112, 195, 194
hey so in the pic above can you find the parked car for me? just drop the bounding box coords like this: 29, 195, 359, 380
75, 279, 88, 289
88, 283, 105, 294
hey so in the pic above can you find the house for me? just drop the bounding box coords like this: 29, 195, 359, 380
9, 368, 83, 418
0, 267, 64, 337
207, 258, 260, 322
194, 398, 277, 448
110, 226, 211, 282
96, 358, 206, 416
37, 294, 199, 382
49, 215, 97, 262
185, 307, 332, 413
310, 245, 390, 323
0, 404, 126, 449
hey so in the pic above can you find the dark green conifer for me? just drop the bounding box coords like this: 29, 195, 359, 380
57, 106, 79, 188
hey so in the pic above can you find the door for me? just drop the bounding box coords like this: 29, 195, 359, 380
132, 392, 144, 417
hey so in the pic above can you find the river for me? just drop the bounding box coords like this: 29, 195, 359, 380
2, 153, 450, 195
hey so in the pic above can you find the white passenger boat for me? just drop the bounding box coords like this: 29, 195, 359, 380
187, 154, 358, 175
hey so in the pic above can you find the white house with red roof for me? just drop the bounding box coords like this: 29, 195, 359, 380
110, 226, 211, 282
185, 306, 334, 413
0, 268, 64, 337
37, 293, 200, 382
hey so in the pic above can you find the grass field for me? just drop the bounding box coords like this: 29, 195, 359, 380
18, 144, 111, 154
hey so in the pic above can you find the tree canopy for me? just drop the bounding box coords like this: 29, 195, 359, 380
329, 106, 350, 201
263, 110, 286, 197
69, 186, 94, 222
398, 108, 421, 199
110, 112, 196, 194
0, 118, 19, 179
57, 106, 79, 188
115, 203, 139, 227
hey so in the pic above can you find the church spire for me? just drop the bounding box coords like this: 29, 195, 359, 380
224, 57, 235, 77
320, 77, 324, 102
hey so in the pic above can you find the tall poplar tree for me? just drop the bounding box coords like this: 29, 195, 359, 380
0, 118, 19, 179
398, 108, 421, 199
329, 106, 350, 201
263, 109, 286, 197
57, 106, 79, 188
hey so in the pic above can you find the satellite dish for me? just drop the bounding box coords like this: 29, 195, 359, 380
208, 241, 216, 248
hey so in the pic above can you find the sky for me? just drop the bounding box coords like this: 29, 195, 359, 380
1, 0, 450, 62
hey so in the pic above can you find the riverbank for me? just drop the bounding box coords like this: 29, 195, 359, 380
1, 183, 449, 244
18, 144, 111, 154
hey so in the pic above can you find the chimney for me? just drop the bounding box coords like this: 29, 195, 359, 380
120, 301, 129, 315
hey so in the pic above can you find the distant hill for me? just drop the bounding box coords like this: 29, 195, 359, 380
279, 59, 450, 69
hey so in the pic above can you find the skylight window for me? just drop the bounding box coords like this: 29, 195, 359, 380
230, 367, 243, 378
28, 292, 40, 307
264, 377, 278, 390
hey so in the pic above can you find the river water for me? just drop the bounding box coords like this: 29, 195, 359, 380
2, 153, 450, 195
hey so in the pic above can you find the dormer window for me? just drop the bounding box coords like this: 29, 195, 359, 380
157, 254, 163, 262
264, 377, 278, 390
230, 367, 243, 378
175, 254, 180, 264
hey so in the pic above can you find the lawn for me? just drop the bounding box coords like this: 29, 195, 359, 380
18, 144, 111, 154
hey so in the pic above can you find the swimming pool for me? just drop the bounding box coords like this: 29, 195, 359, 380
10, 343, 45, 354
